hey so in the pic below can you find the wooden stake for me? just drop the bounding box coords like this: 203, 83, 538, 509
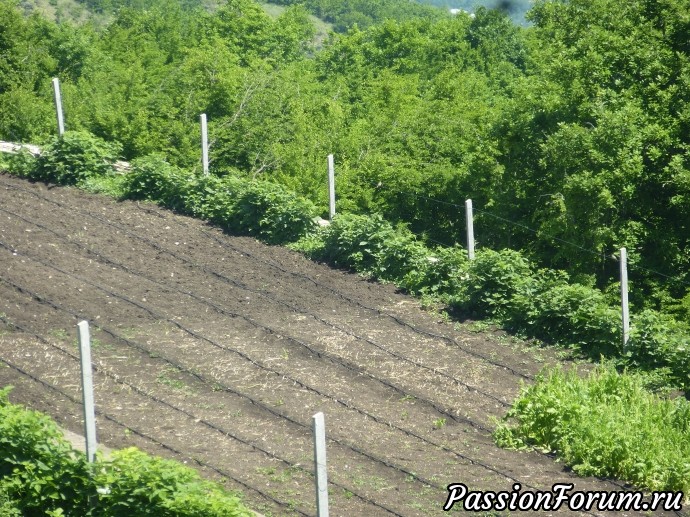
78, 321, 97, 463
52, 78, 65, 136
313, 412, 329, 517
200, 113, 209, 176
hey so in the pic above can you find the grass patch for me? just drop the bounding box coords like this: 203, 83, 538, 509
494, 364, 690, 496
79, 173, 129, 198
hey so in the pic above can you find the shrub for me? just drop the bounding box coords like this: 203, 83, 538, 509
401, 245, 470, 297
232, 180, 318, 244
94, 448, 253, 517
33, 131, 121, 186
297, 213, 430, 281
123, 163, 317, 244
4, 147, 38, 178
0, 386, 253, 516
184, 175, 318, 244
0, 386, 91, 515
530, 282, 621, 355
628, 310, 690, 388
121, 154, 189, 211
458, 248, 536, 320
181, 174, 240, 221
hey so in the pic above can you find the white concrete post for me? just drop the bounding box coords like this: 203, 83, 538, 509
620, 247, 630, 347
313, 412, 329, 517
78, 321, 98, 463
327, 154, 336, 221
465, 199, 475, 260
200, 113, 209, 176
52, 78, 65, 136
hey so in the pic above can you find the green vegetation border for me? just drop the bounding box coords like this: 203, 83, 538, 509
3, 130, 690, 497
3, 131, 689, 391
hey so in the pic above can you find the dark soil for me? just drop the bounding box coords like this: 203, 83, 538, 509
0, 173, 672, 516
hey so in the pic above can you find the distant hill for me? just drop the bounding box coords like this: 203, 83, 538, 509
259, 2, 333, 47
17, 0, 111, 25
17, 0, 528, 33
414, 0, 532, 25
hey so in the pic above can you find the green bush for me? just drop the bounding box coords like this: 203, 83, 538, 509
33, 131, 121, 186
4, 147, 39, 178
181, 174, 241, 222
529, 282, 621, 355
121, 154, 189, 212
494, 365, 690, 495
94, 448, 253, 517
293, 215, 473, 306
0, 386, 253, 516
182, 174, 318, 244
458, 249, 536, 320
123, 161, 318, 245
0, 386, 91, 515
628, 310, 690, 387
295, 213, 430, 282
231, 180, 318, 244
400, 245, 470, 297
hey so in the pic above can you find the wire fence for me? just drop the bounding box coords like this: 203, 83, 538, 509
356, 178, 690, 290
42, 77, 690, 293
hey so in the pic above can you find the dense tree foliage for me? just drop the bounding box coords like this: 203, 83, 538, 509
518, 0, 690, 308
1, 0, 690, 322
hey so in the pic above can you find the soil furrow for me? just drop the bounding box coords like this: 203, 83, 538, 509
0, 263, 523, 505
0, 313, 434, 515
0, 174, 661, 516
0, 187, 522, 411
0, 200, 516, 427
0, 175, 542, 384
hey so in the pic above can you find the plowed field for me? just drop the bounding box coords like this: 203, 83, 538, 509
0, 173, 668, 516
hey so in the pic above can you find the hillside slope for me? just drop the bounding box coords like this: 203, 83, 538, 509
0, 173, 655, 516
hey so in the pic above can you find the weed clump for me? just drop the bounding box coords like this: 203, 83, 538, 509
494, 365, 690, 495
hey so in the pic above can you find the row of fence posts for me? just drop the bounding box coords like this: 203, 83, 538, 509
75, 319, 330, 515
49, 75, 632, 513
53, 79, 328, 512
51, 77, 630, 351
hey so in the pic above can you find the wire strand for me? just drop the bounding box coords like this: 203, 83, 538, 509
368, 181, 690, 287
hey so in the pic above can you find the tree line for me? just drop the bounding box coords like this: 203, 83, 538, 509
1, 0, 689, 322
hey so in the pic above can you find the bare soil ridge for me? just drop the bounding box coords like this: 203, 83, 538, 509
0, 174, 670, 516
